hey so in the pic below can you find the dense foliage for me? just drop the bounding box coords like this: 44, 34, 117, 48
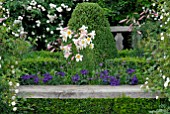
14, 98, 167, 114
1, 0, 153, 50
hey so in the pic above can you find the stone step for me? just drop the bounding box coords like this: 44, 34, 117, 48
17, 85, 159, 98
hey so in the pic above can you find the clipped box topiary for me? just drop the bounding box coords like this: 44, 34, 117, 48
68, 2, 117, 72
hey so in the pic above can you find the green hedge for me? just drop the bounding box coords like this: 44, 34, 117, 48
18, 51, 67, 74
117, 49, 137, 57
21, 51, 64, 59
106, 57, 153, 67
15, 98, 169, 114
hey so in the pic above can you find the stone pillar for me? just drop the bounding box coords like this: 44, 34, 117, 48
115, 33, 124, 50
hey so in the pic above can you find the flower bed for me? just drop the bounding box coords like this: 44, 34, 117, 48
17, 51, 148, 86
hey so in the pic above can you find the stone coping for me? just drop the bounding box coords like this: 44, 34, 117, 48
17, 85, 159, 98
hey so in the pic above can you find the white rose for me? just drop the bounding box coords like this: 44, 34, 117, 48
11, 101, 16, 106
13, 107, 17, 111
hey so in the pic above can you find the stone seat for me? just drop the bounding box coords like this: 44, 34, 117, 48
18, 85, 159, 98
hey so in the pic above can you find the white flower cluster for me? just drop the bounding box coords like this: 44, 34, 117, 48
140, 76, 149, 90
8, 61, 20, 112
55, 3, 71, 12
10, 1, 72, 44
0, 2, 9, 19
12, 16, 28, 38
156, 4, 170, 41
27, 0, 46, 11
141, 6, 159, 21
9, 81, 20, 112
59, 25, 95, 62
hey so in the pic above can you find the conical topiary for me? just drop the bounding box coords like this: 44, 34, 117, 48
68, 2, 117, 72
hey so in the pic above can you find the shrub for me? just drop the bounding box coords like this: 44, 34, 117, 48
0, 39, 32, 58
117, 49, 137, 57
3, 0, 73, 50
16, 98, 166, 114
141, 0, 170, 108
0, 77, 12, 113
21, 50, 63, 59
68, 2, 117, 71
17, 51, 66, 75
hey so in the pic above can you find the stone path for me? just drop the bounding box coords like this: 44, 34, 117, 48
18, 85, 159, 98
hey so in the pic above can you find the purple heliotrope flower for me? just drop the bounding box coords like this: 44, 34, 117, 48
110, 77, 120, 86
100, 70, 109, 78
99, 63, 103, 67
80, 69, 88, 75
126, 68, 135, 74
130, 75, 138, 85
72, 74, 80, 83
102, 75, 110, 83
21, 75, 31, 80
102, 70, 109, 76
21, 74, 36, 80
57, 71, 65, 77
43, 73, 53, 83
34, 77, 39, 84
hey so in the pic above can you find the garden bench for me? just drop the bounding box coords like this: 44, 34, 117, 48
110, 26, 132, 50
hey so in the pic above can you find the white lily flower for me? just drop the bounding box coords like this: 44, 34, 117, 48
75, 54, 83, 62
88, 30, 96, 39
80, 38, 87, 48
64, 52, 72, 59
66, 29, 72, 39
86, 37, 92, 44
79, 25, 88, 31
89, 43, 94, 49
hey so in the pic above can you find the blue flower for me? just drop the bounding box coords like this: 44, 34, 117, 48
80, 69, 88, 75
21, 75, 30, 80
21, 74, 36, 80
57, 71, 65, 77
34, 77, 39, 84
130, 75, 138, 85
102, 70, 109, 76
72, 74, 80, 83
126, 68, 135, 74
43, 73, 53, 83
100, 70, 109, 78
99, 63, 103, 67
110, 77, 120, 86
102, 75, 110, 83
